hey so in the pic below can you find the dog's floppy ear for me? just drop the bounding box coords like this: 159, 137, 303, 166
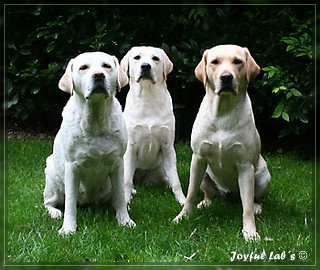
120, 49, 131, 75
244, 47, 260, 82
195, 50, 208, 86
113, 56, 129, 90
162, 50, 173, 80
58, 58, 74, 95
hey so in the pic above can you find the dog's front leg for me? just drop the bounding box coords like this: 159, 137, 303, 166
59, 162, 79, 235
111, 160, 136, 228
237, 162, 260, 242
123, 145, 137, 204
161, 145, 186, 205
173, 153, 207, 223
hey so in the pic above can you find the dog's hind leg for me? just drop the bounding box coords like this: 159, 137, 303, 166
197, 171, 226, 209
44, 185, 64, 219
254, 155, 271, 215
45, 204, 63, 219
197, 173, 215, 209
44, 158, 64, 219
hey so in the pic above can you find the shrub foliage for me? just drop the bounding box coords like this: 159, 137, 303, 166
6, 5, 315, 150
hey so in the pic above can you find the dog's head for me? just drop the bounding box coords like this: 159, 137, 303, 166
58, 52, 128, 99
120, 46, 173, 85
195, 45, 260, 95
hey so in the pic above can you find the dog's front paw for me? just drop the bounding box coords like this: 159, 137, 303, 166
242, 229, 261, 242
118, 217, 136, 228
172, 210, 188, 224
197, 199, 212, 210
116, 211, 136, 228
125, 219, 137, 228
58, 225, 76, 236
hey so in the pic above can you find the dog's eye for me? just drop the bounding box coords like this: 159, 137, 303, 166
233, 59, 243, 65
133, 55, 141, 60
79, 65, 88, 71
211, 59, 219, 65
103, 63, 111, 69
152, 56, 160, 61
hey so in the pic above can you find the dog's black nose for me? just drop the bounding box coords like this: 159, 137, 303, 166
93, 72, 105, 80
141, 63, 151, 71
220, 72, 233, 83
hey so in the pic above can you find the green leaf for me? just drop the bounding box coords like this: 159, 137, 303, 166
46, 42, 57, 53
31, 87, 40, 95
7, 94, 19, 108
291, 89, 302, 97
272, 103, 284, 118
272, 87, 280, 93
20, 49, 31, 55
286, 92, 292, 99
282, 111, 290, 122
286, 45, 294, 51
299, 113, 309, 124
296, 52, 307, 57
261, 67, 271, 72
273, 86, 287, 94
268, 69, 275, 78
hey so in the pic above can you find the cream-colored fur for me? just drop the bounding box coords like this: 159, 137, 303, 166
120, 46, 185, 205
44, 52, 136, 235
173, 45, 271, 242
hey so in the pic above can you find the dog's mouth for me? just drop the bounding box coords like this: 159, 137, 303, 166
85, 77, 111, 99
92, 85, 107, 94
217, 86, 236, 95
137, 73, 155, 83
136, 67, 156, 83
216, 71, 237, 95
86, 86, 109, 100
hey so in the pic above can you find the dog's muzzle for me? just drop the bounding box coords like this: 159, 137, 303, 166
137, 63, 154, 82
86, 72, 109, 99
217, 71, 236, 94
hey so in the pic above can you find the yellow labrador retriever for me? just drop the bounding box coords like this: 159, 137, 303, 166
173, 45, 271, 242
120, 46, 186, 205
44, 52, 136, 235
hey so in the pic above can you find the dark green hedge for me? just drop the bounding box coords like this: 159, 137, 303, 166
6, 5, 315, 152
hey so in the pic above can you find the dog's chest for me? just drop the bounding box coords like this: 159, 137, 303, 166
196, 132, 242, 189
130, 124, 170, 169
56, 134, 122, 204
199, 130, 243, 165
67, 132, 124, 168
124, 87, 173, 124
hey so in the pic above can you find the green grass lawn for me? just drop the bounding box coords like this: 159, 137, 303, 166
5, 138, 314, 266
